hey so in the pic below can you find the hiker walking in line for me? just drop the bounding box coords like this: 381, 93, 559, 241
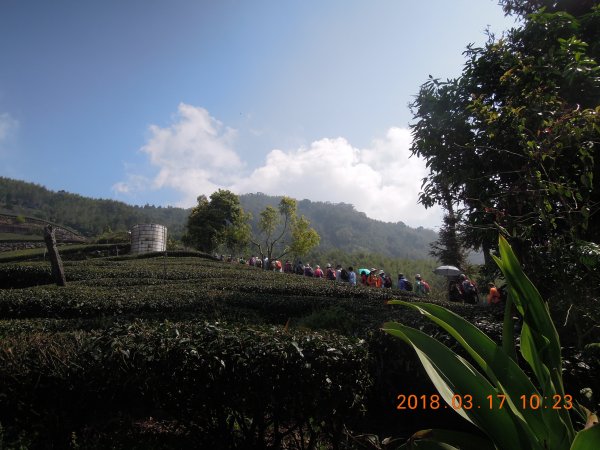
340, 266, 350, 282
284, 260, 293, 273
304, 263, 314, 277
360, 270, 369, 285
383, 273, 393, 288
348, 266, 357, 286
459, 274, 479, 304
415, 274, 425, 295
397, 273, 411, 291
449, 280, 462, 302
414, 274, 430, 295
326, 263, 336, 281
487, 282, 501, 305
314, 265, 324, 278
368, 269, 382, 288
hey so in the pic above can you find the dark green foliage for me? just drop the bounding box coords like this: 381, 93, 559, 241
0, 321, 371, 449
501, 0, 597, 17
0, 243, 130, 267
94, 230, 130, 244
0, 253, 596, 447
412, 2, 600, 260
0, 256, 496, 328
410, 0, 600, 346
248, 196, 320, 262
184, 190, 250, 254
0, 177, 188, 238
0, 177, 439, 260
242, 193, 438, 260
429, 208, 467, 269
0, 264, 52, 288
0, 254, 516, 448
297, 306, 359, 334
0, 258, 405, 323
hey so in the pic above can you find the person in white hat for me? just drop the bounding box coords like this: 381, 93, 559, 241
314, 265, 324, 278
415, 274, 425, 295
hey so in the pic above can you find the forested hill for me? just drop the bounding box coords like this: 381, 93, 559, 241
241, 193, 437, 260
0, 178, 437, 259
0, 177, 188, 238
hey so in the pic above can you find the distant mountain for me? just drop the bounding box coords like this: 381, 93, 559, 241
0, 178, 437, 259
240, 193, 437, 260
0, 177, 188, 238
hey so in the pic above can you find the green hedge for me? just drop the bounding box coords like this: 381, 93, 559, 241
0, 254, 547, 448
0, 321, 371, 449
0, 257, 503, 342
0, 243, 130, 265
0, 263, 52, 288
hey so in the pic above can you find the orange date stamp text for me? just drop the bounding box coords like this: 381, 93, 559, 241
396, 393, 573, 410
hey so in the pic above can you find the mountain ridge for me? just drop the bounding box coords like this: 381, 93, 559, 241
0, 177, 437, 259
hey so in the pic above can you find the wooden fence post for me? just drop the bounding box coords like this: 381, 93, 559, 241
43, 225, 67, 286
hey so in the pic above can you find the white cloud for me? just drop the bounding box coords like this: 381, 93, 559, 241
232, 128, 442, 228
113, 103, 242, 203
115, 105, 443, 229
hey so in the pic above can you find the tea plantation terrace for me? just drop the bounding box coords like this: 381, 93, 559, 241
0, 252, 592, 449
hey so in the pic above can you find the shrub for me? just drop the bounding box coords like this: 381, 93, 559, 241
383, 236, 600, 449
298, 306, 359, 334
0, 321, 372, 449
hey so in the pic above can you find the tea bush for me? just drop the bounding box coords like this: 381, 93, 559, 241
297, 305, 360, 334
0, 320, 371, 448
0, 243, 131, 265
1, 253, 595, 448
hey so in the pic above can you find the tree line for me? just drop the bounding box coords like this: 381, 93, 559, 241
0, 177, 187, 238
413, 0, 599, 346
183, 190, 321, 263
0, 177, 438, 260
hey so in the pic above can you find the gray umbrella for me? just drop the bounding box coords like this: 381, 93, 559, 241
433, 265, 461, 277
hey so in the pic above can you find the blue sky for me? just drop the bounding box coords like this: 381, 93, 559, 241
0, 1, 515, 229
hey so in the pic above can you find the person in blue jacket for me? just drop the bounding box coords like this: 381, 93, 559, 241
398, 273, 410, 291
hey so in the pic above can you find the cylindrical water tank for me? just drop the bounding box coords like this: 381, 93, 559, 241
130, 224, 167, 254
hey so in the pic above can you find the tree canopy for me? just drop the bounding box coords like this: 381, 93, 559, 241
412, 0, 599, 270
240, 194, 437, 260
410, 0, 600, 343
183, 190, 250, 254
250, 196, 320, 262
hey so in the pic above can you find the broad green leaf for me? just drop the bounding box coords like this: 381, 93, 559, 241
382, 321, 538, 450
493, 249, 557, 394
570, 424, 600, 450
398, 441, 460, 450
387, 300, 569, 449
398, 429, 495, 450
495, 236, 562, 373
493, 236, 575, 440
502, 292, 517, 361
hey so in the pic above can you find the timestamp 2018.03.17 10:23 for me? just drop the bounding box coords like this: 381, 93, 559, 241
396, 394, 573, 411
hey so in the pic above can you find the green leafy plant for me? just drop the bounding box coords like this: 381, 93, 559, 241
297, 306, 359, 334
383, 236, 599, 449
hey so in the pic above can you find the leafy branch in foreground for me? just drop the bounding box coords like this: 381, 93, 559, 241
383, 236, 599, 450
